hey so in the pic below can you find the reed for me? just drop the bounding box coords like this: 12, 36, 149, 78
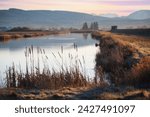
5, 46, 89, 89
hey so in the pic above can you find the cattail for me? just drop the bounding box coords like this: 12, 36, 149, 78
5, 46, 89, 89
58, 52, 62, 59
37, 47, 39, 54
52, 52, 56, 58
31, 45, 34, 54
43, 49, 45, 54
46, 55, 48, 59
82, 56, 85, 64
29, 47, 31, 54
61, 46, 63, 54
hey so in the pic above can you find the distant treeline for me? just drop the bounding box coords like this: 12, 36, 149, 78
7, 27, 44, 32
111, 28, 150, 37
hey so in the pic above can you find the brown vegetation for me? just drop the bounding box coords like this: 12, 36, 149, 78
0, 86, 149, 100
0, 31, 69, 42
93, 31, 150, 88
96, 89, 150, 100
5, 46, 89, 90
0, 30, 150, 100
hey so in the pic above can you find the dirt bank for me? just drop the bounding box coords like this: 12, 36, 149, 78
92, 31, 150, 88
0, 86, 150, 100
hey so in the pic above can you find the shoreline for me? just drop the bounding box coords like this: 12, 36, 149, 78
92, 31, 150, 88
0, 30, 69, 42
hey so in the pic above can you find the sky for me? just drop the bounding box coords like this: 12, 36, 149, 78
0, 0, 150, 16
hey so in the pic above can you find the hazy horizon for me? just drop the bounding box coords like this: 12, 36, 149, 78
0, 0, 150, 16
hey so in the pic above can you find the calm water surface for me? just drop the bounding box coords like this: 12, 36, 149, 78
0, 33, 99, 86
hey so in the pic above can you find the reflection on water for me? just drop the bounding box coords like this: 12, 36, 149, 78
0, 33, 99, 84
83, 33, 89, 39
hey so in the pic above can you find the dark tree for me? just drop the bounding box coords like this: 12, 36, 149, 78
90, 22, 99, 30
90, 23, 94, 30
94, 22, 99, 30
82, 22, 88, 30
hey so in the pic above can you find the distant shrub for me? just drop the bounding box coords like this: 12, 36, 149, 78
8, 27, 31, 32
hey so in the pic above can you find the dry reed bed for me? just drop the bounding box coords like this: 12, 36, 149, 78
93, 31, 150, 88
5, 46, 89, 90
0, 31, 68, 42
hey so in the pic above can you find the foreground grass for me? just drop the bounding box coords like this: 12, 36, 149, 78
5, 46, 89, 89
0, 86, 149, 100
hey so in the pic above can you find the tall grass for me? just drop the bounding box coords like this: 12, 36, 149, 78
94, 31, 150, 88
125, 56, 150, 88
5, 46, 89, 89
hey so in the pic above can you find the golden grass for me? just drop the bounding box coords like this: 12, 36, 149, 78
93, 31, 150, 88
127, 56, 150, 87
96, 92, 123, 100
96, 89, 150, 100
0, 31, 69, 42
5, 46, 89, 90
0, 87, 90, 100
1, 87, 149, 100
100, 31, 150, 56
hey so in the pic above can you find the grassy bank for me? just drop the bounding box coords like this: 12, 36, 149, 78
0, 31, 69, 42
92, 31, 150, 88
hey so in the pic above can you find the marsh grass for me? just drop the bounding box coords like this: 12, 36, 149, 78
125, 56, 150, 88
94, 31, 150, 88
0, 31, 68, 42
5, 46, 89, 89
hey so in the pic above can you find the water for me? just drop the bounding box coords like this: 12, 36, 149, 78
0, 33, 99, 86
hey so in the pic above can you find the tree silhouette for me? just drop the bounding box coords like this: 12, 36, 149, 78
90, 22, 99, 30
82, 22, 88, 30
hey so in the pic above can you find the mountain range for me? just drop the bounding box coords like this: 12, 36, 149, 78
127, 10, 150, 20
0, 8, 150, 29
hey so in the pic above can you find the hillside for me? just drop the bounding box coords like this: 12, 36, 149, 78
0, 8, 150, 29
0, 8, 107, 28
127, 10, 150, 20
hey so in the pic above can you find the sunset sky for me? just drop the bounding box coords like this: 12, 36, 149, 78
0, 0, 150, 16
